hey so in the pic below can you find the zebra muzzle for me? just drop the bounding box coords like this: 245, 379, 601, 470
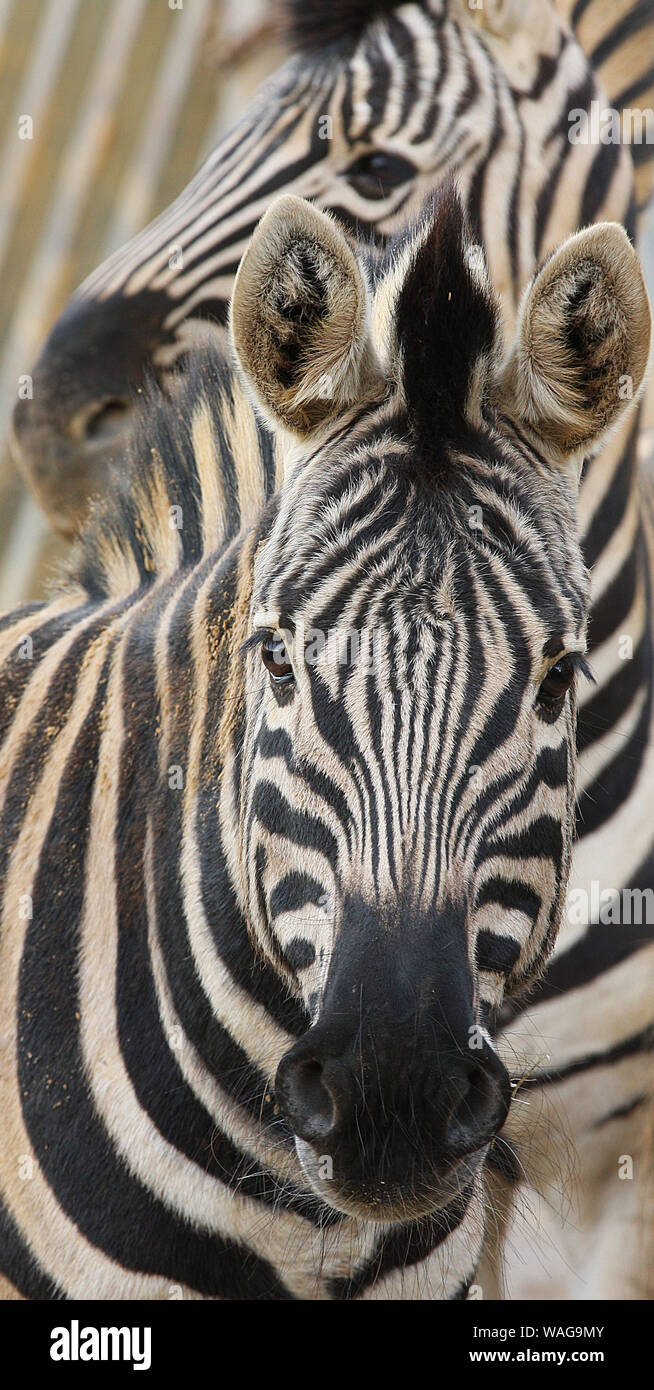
274, 919, 511, 1222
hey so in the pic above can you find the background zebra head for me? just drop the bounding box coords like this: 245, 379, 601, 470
12, 0, 632, 534
227, 186, 650, 1221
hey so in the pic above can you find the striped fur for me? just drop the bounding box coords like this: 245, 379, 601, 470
7, 0, 654, 1299
1, 192, 647, 1298
560, 0, 654, 216
13, 0, 649, 530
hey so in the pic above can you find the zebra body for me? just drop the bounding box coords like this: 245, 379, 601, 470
1, 190, 648, 1299
8, 0, 654, 1298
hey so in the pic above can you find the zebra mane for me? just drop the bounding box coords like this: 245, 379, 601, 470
65, 350, 276, 602
393, 182, 498, 462
280, 0, 404, 49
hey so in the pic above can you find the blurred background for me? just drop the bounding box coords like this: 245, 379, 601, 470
0, 0, 280, 608
0, 0, 652, 610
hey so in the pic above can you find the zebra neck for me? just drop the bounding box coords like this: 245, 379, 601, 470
575, 405, 653, 842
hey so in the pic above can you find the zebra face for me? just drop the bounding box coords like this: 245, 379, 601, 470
12, 0, 612, 535
230, 189, 651, 1222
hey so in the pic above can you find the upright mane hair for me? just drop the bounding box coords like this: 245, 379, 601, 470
280, 0, 404, 50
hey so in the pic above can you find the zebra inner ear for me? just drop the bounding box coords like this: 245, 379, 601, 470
497, 222, 652, 474
230, 194, 377, 436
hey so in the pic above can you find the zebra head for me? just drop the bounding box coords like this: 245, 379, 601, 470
227, 187, 651, 1222
12, 0, 626, 534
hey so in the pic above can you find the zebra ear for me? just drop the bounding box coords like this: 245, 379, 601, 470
498, 223, 651, 476
230, 195, 378, 436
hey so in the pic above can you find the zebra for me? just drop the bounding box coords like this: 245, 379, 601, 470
0, 186, 648, 1300
8, 0, 654, 1298
12, 0, 653, 533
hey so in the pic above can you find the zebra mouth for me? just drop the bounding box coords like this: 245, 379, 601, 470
293, 1136, 486, 1223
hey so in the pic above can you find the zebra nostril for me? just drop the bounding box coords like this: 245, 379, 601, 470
444, 1053, 511, 1161
275, 1054, 338, 1147
83, 397, 133, 443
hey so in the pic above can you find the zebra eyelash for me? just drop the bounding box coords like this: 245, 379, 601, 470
240, 628, 277, 661
566, 652, 596, 685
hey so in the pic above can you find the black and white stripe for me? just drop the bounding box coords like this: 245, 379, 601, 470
6, 189, 645, 1298
7, 0, 654, 1299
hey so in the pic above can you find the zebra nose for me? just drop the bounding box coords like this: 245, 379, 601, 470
275, 1050, 350, 1149
12, 392, 137, 537
276, 1039, 511, 1160
442, 1048, 511, 1161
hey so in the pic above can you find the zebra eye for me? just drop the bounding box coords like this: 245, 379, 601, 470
537, 655, 575, 713
343, 150, 417, 200
261, 635, 294, 685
